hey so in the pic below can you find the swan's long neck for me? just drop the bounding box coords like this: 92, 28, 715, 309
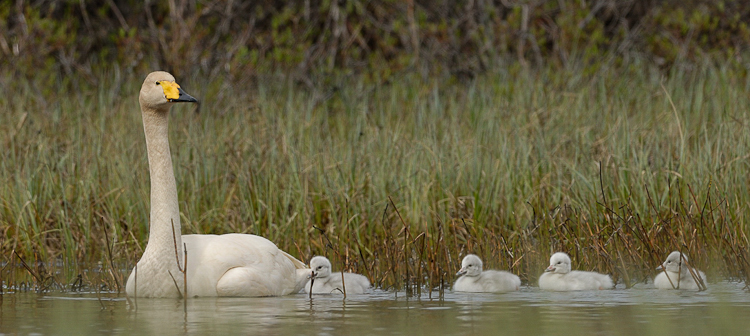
141, 106, 184, 267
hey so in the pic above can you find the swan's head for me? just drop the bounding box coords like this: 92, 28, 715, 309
456, 254, 483, 277
139, 71, 198, 111
657, 251, 688, 273
545, 252, 571, 274
309, 256, 332, 279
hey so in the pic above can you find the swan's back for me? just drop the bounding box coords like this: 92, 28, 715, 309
305, 271, 371, 294
539, 271, 613, 291
565, 270, 614, 290
454, 270, 521, 293
183, 234, 306, 296
654, 270, 706, 290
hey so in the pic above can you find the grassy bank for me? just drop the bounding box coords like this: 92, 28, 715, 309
1, 62, 749, 293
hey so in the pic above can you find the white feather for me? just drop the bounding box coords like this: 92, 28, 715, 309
304, 256, 370, 294
654, 251, 706, 290
538, 252, 613, 291
453, 254, 520, 293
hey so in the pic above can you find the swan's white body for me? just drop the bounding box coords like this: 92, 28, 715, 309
304, 256, 370, 294
453, 254, 520, 293
125, 71, 307, 298
654, 251, 706, 290
538, 252, 613, 291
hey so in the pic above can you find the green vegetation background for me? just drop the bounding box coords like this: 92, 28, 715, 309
4, 1, 750, 82
1, 0, 749, 292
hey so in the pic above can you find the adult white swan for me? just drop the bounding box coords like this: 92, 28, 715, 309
538, 252, 613, 291
305, 256, 370, 294
453, 254, 521, 293
125, 71, 307, 298
654, 251, 706, 290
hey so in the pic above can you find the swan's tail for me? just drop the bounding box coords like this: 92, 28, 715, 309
281, 250, 308, 269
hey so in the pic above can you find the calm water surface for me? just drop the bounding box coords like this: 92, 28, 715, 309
1, 282, 749, 335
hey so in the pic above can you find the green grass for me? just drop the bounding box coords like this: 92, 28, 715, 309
1, 61, 749, 293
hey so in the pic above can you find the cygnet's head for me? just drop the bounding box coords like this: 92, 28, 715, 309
139, 71, 198, 111
456, 254, 483, 277
309, 256, 332, 279
657, 251, 688, 273
545, 252, 572, 274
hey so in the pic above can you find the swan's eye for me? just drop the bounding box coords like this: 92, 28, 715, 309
557, 262, 562, 265
317, 266, 323, 270
155, 81, 161, 85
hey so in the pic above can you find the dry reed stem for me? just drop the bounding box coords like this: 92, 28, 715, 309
100, 216, 122, 294
169, 219, 188, 300
388, 196, 411, 295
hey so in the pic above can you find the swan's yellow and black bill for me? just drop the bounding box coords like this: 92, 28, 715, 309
157, 81, 199, 103
171, 87, 198, 103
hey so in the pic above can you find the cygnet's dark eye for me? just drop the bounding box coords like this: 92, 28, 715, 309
317, 266, 323, 270
557, 262, 562, 265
